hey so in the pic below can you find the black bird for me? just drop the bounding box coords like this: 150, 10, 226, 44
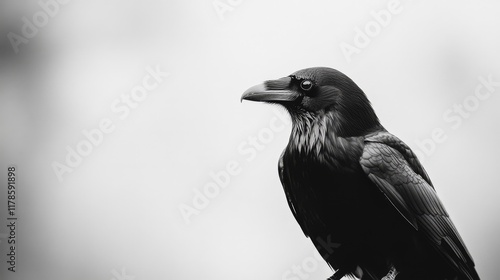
241, 67, 480, 280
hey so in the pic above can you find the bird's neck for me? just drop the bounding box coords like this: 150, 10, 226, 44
288, 111, 325, 156
286, 110, 367, 169
288, 111, 341, 156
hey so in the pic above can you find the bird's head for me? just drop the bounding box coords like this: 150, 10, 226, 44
241, 67, 381, 136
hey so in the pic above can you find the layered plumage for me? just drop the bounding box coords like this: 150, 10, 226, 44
241, 67, 480, 280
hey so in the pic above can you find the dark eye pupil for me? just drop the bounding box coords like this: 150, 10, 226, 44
301, 80, 313, 91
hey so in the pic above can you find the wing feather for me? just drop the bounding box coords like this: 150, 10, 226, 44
360, 132, 479, 280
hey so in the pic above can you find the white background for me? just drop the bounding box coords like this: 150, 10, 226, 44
0, 0, 499, 279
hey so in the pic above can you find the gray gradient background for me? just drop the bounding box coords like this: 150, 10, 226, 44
1, 0, 499, 279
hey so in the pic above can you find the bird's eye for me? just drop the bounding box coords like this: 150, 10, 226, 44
300, 80, 313, 91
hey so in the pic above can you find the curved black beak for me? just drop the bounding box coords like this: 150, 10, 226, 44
241, 77, 299, 103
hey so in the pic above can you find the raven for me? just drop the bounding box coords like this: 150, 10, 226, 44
241, 67, 480, 280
